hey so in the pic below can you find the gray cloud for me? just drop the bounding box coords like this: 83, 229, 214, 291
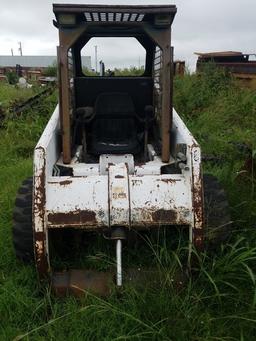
0, 0, 255, 70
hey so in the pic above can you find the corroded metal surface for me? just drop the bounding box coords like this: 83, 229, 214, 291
46, 176, 109, 228
129, 174, 191, 226
52, 267, 187, 297
191, 146, 204, 250
195, 51, 256, 82
33, 147, 49, 277
48, 210, 97, 225
152, 209, 177, 222
46, 173, 192, 229
172, 110, 204, 251
33, 107, 60, 277
58, 26, 87, 164
52, 270, 113, 297
31, 3, 206, 289
33, 106, 204, 281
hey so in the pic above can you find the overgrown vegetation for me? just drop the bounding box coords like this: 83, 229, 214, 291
174, 64, 256, 228
42, 62, 57, 77
6, 71, 19, 85
0, 66, 256, 340
83, 65, 145, 76
112, 66, 145, 76
0, 83, 36, 110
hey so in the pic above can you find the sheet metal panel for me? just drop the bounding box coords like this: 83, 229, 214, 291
46, 174, 192, 229
130, 175, 192, 226
46, 176, 109, 227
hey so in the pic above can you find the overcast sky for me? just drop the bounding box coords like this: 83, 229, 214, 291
0, 0, 255, 70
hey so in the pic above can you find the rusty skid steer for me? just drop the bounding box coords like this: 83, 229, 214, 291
13, 4, 231, 296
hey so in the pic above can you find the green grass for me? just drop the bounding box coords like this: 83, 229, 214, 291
0, 83, 39, 110
0, 68, 256, 340
174, 65, 256, 229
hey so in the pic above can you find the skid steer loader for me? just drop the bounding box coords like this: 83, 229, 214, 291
13, 4, 231, 296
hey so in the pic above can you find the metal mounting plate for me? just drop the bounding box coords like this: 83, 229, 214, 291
100, 154, 134, 175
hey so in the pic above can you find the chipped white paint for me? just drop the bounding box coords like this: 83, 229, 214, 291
33, 147, 46, 233
46, 173, 193, 228
33, 105, 60, 272
33, 105, 203, 273
73, 163, 99, 176
46, 176, 109, 227
130, 175, 192, 226
109, 163, 130, 227
191, 146, 204, 229
100, 154, 134, 175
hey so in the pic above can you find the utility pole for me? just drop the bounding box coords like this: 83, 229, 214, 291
11, 48, 14, 56
94, 45, 98, 73
18, 42, 23, 56
99, 60, 105, 76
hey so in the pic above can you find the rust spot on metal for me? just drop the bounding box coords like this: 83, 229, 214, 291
191, 162, 204, 250
59, 179, 72, 186
34, 148, 46, 223
192, 170, 204, 226
113, 192, 127, 199
193, 229, 204, 251
48, 210, 97, 225
33, 147, 49, 277
131, 206, 190, 227
196, 52, 256, 84
159, 178, 180, 184
34, 231, 49, 276
152, 209, 177, 223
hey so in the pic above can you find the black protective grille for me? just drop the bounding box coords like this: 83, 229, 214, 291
84, 12, 145, 22
153, 47, 163, 121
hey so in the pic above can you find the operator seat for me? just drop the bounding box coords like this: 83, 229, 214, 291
87, 92, 142, 155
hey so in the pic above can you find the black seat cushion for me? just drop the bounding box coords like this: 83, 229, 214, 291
87, 92, 141, 155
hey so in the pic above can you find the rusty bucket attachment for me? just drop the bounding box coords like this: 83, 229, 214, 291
52, 270, 114, 297
51, 229, 187, 298
51, 267, 187, 297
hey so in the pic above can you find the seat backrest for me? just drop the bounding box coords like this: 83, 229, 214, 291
94, 92, 135, 117
87, 92, 141, 155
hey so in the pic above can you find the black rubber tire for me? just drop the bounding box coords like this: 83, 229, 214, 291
203, 174, 232, 247
13, 177, 34, 263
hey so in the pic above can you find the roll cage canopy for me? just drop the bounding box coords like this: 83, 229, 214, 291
53, 4, 177, 164
53, 4, 177, 28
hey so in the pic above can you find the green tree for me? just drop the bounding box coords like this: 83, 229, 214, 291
6, 71, 18, 85
43, 62, 57, 77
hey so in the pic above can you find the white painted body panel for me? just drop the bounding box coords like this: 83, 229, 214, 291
33, 105, 204, 272
46, 176, 109, 227
129, 174, 192, 226
34, 106, 201, 230
45, 173, 192, 228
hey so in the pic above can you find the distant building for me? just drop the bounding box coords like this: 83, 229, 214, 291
0, 55, 91, 77
195, 51, 256, 79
